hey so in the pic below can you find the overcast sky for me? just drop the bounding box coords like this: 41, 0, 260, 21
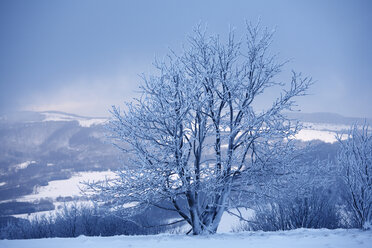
0, 0, 371, 117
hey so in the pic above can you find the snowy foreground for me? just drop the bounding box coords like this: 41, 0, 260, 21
1, 229, 371, 248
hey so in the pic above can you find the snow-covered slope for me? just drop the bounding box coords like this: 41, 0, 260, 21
21, 170, 117, 202
0, 110, 108, 127
0, 111, 365, 222
40, 111, 107, 127
287, 112, 372, 143
1, 229, 371, 248
294, 122, 349, 143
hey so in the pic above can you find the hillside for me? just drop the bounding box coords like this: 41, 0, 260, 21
0, 111, 364, 225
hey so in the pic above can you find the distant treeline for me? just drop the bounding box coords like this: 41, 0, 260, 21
0, 199, 54, 217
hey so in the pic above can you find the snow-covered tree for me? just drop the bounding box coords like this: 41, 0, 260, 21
89, 22, 312, 235
337, 124, 372, 229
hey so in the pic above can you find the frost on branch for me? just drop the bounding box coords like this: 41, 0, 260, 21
88, 22, 312, 235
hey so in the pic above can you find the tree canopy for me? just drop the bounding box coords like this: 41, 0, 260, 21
90, 22, 312, 235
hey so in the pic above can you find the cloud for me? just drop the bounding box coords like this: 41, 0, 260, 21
23, 75, 141, 117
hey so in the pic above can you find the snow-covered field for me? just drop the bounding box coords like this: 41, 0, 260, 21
41, 111, 107, 127
8, 171, 117, 219
294, 122, 349, 143
21, 170, 117, 202
1, 229, 371, 248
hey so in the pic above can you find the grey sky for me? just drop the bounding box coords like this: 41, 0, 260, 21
0, 0, 371, 117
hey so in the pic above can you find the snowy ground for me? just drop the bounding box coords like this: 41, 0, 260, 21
41, 111, 107, 127
1, 229, 371, 248
21, 170, 117, 202
7, 171, 117, 220
294, 122, 349, 143
217, 208, 254, 233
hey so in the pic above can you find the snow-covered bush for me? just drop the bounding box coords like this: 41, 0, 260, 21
239, 189, 340, 231
0, 203, 166, 239
337, 123, 372, 230
0, 218, 31, 239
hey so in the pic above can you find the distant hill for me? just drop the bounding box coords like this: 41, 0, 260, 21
284, 112, 372, 125
0, 111, 117, 202
0, 110, 363, 217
